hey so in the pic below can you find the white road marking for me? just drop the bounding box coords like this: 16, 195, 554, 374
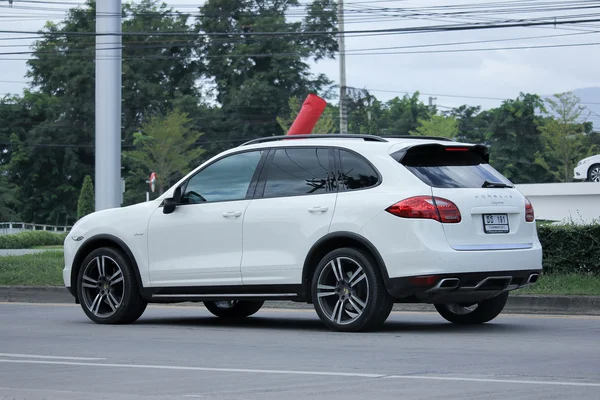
0, 352, 106, 361
384, 374, 600, 387
0, 359, 599, 388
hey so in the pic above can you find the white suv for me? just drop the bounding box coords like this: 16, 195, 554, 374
63, 134, 542, 332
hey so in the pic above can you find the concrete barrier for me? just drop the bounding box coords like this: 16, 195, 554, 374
516, 182, 600, 224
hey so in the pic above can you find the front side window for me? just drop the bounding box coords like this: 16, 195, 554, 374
182, 150, 264, 204
263, 148, 334, 197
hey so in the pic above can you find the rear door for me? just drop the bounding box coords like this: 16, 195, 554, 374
396, 143, 535, 251
241, 146, 337, 285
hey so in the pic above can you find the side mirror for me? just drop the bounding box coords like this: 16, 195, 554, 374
163, 186, 182, 214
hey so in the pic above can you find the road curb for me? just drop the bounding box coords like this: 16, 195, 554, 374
1, 286, 599, 315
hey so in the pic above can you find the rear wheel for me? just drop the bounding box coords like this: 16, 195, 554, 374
203, 300, 264, 319
434, 291, 509, 324
311, 247, 393, 332
77, 247, 147, 324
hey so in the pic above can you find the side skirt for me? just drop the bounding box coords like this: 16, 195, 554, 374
141, 284, 306, 303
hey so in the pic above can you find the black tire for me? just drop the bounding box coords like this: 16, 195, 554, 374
434, 291, 509, 325
76, 247, 147, 324
203, 300, 264, 319
311, 247, 393, 332
587, 164, 600, 183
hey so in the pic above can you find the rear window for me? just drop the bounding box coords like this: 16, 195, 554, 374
392, 144, 513, 189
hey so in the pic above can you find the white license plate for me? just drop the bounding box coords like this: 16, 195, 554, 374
483, 214, 509, 234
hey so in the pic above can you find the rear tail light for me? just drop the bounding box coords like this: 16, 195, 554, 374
386, 196, 461, 223
525, 198, 535, 222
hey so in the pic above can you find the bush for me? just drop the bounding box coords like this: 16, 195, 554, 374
538, 223, 600, 274
0, 231, 67, 249
77, 175, 95, 220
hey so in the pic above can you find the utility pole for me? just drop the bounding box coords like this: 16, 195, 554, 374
337, 0, 348, 134
95, 0, 122, 211
428, 96, 437, 110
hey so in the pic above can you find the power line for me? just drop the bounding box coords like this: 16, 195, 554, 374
3, 15, 600, 38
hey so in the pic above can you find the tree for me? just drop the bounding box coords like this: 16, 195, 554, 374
77, 175, 94, 220
277, 96, 337, 135
24, 0, 204, 211
378, 92, 431, 136
125, 109, 205, 196
411, 114, 459, 139
535, 92, 597, 182
444, 105, 494, 144
0, 170, 19, 222
1, 91, 79, 225
195, 0, 338, 151
487, 93, 552, 184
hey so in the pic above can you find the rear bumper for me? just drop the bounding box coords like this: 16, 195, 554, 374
387, 269, 541, 303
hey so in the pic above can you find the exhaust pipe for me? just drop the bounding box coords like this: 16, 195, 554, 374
525, 273, 539, 285
432, 278, 460, 290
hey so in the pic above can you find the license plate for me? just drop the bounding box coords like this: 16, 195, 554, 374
483, 214, 509, 234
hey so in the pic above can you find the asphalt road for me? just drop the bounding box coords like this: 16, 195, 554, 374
1, 303, 599, 400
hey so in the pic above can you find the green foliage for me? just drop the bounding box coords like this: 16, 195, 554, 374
77, 175, 94, 220
487, 93, 552, 184
535, 92, 598, 182
411, 114, 459, 139
443, 105, 494, 144
195, 0, 338, 153
537, 223, 600, 275
379, 92, 432, 136
0, 231, 67, 249
0, 250, 64, 286
125, 109, 205, 195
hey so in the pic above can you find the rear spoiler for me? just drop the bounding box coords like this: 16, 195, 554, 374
390, 143, 490, 165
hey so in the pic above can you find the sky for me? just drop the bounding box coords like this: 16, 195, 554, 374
1, 0, 600, 117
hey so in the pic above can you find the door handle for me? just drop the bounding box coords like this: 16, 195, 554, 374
222, 211, 242, 218
308, 206, 329, 213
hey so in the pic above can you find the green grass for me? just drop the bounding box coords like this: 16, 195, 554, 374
516, 273, 600, 296
0, 251, 64, 286
1, 250, 599, 295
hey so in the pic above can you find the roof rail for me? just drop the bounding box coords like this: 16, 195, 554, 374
239, 134, 389, 147
382, 135, 455, 142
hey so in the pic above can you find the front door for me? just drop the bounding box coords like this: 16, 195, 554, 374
147, 150, 267, 287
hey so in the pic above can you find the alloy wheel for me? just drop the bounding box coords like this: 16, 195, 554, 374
591, 166, 600, 182
81, 255, 125, 318
316, 257, 370, 325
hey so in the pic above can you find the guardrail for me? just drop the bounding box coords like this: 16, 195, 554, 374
0, 222, 72, 236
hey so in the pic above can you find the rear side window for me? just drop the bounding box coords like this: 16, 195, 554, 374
338, 150, 379, 190
394, 144, 513, 189
263, 147, 334, 197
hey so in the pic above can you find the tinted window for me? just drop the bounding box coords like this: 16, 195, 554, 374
263, 148, 334, 197
398, 145, 513, 188
338, 150, 379, 190
182, 151, 263, 203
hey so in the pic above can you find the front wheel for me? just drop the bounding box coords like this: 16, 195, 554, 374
203, 300, 264, 319
588, 164, 600, 182
311, 247, 393, 332
77, 247, 147, 324
434, 291, 509, 324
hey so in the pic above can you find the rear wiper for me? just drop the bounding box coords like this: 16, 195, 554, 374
482, 180, 511, 188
